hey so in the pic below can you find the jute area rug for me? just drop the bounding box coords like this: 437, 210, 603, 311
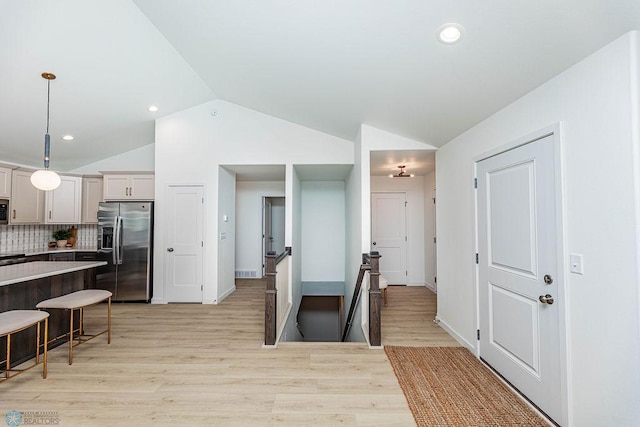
385, 346, 548, 426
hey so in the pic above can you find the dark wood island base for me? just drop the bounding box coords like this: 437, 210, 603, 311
0, 262, 105, 372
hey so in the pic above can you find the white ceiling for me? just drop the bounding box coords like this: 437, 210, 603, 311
2, 1, 640, 171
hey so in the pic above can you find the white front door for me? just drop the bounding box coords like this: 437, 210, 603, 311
477, 135, 562, 423
371, 192, 407, 284
165, 185, 204, 302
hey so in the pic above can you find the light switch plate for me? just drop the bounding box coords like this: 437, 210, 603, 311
570, 253, 584, 274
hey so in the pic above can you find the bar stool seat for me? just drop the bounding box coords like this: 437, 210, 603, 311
36, 290, 112, 365
0, 310, 49, 381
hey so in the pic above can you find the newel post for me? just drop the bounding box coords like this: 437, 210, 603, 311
369, 251, 382, 346
264, 251, 277, 346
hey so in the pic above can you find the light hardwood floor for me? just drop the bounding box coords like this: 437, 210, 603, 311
0, 281, 457, 426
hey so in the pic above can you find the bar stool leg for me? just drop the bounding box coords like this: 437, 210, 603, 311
79, 307, 84, 340
69, 308, 74, 365
36, 321, 41, 364
5, 334, 10, 380
43, 317, 48, 379
108, 297, 111, 344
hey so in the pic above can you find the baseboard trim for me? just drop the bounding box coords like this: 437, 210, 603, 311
435, 316, 476, 353
216, 286, 236, 304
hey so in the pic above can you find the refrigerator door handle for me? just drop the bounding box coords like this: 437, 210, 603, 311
117, 216, 124, 265
112, 215, 119, 265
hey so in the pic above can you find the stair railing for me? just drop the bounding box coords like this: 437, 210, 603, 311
264, 247, 291, 346
341, 251, 381, 345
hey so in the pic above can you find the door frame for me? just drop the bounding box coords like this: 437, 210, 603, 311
472, 123, 570, 426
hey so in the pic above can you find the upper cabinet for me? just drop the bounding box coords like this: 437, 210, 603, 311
10, 170, 45, 224
0, 166, 11, 198
103, 173, 154, 200
81, 176, 103, 224
45, 176, 82, 224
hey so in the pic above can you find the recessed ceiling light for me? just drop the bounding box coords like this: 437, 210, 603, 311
62, 135, 74, 141
437, 23, 464, 44
148, 105, 158, 112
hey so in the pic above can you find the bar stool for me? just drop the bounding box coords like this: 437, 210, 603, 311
36, 290, 112, 365
0, 310, 49, 381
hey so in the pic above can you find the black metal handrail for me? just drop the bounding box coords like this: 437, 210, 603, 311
275, 246, 291, 265
341, 254, 372, 342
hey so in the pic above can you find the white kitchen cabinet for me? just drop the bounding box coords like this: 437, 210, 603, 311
103, 174, 154, 200
45, 176, 82, 224
0, 166, 11, 198
81, 176, 103, 224
10, 170, 45, 224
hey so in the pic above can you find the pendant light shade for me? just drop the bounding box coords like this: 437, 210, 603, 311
31, 72, 61, 191
31, 169, 61, 191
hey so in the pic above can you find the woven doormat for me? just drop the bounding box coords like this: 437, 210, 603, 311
384, 346, 547, 426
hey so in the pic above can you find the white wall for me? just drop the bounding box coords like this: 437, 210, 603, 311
154, 99, 353, 305
345, 130, 365, 342
235, 181, 285, 275
282, 165, 304, 341
217, 167, 236, 302
424, 171, 436, 291
371, 175, 426, 285
69, 143, 155, 174
436, 32, 640, 426
301, 181, 346, 282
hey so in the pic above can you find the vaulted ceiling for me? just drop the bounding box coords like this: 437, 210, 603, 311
2, 1, 639, 171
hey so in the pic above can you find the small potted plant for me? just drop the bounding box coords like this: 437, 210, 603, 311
52, 229, 72, 248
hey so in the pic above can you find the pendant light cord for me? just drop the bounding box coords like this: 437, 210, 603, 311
46, 79, 50, 134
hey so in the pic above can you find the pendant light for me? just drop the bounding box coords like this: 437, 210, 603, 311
31, 72, 61, 191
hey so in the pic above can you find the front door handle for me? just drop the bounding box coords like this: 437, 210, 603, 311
539, 294, 554, 305
167, 248, 174, 252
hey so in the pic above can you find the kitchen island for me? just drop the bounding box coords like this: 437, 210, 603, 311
0, 261, 107, 370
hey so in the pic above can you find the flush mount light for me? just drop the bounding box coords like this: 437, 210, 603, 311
437, 23, 464, 44
389, 165, 414, 178
62, 135, 74, 141
148, 105, 158, 112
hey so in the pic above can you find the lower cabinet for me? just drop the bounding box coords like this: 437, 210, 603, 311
49, 252, 75, 261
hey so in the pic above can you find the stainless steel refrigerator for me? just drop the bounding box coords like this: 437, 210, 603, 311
97, 202, 153, 302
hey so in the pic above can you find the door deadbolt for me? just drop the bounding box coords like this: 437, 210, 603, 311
372, 241, 377, 246
543, 274, 553, 285
167, 248, 174, 252
539, 294, 554, 305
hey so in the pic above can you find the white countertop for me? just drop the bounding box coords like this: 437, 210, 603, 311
0, 246, 98, 258
0, 261, 107, 287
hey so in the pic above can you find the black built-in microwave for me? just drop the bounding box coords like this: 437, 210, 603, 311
0, 199, 8, 225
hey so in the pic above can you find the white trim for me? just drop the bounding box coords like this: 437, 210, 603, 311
425, 282, 436, 293
435, 316, 475, 351
216, 285, 236, 304
472, 123, 570, 427
275, 302, 292, 344
628, 32, 640, 386
361, 322, 370, 347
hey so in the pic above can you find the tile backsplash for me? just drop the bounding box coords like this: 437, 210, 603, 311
0, 224, 97, 253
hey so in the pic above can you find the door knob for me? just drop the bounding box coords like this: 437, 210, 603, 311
539, 294, 554, 305
372, 241, 377, 246
167, 248, 174, 252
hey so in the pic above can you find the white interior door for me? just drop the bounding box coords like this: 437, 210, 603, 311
477, 135, 562, 423
165, 185, 204, 302
371, 192, 407, 284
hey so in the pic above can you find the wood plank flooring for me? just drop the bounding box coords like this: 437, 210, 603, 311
0, 281, 457, 426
